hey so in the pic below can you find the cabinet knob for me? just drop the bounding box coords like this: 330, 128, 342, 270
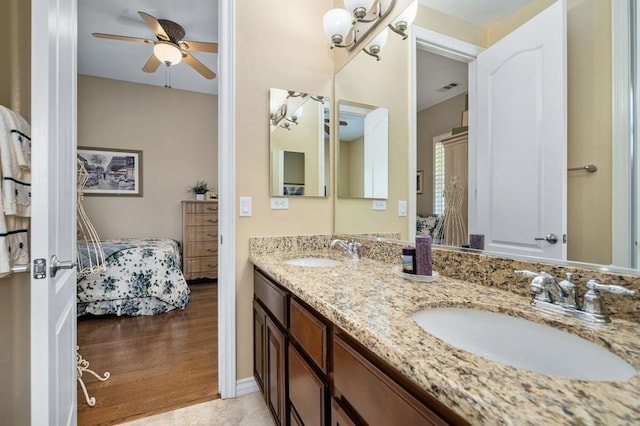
207, 219, 217, 223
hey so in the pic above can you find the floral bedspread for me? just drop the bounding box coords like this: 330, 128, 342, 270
77, 238, 190, 316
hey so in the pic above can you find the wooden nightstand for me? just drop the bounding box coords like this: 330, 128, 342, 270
181, 200, 218, 280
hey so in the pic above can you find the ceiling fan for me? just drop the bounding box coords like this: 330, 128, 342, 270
92, 11, 217, 79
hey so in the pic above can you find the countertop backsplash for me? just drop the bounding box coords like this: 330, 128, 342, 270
251, 234, 640, 323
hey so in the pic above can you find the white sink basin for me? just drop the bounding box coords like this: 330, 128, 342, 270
412, 307, 636, 381
283, 257, 341, 267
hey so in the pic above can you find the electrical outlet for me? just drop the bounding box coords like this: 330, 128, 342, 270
239, 197, 252, 217
398, 200, 407, 216
270, 197, 289, 210
372, 200, 386, 210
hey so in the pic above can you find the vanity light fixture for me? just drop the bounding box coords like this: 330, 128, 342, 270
322, 0, 396, 50
270, 89, 288, 126
388, 0, 418, 40
286, 106, 304, 126
362, 28, 388, 61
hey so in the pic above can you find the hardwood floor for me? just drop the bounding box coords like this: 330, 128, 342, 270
77, 282, 219, 426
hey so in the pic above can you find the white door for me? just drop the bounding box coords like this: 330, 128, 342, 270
31, 0, 78, 424
473, 0, 567, 261
364, 107, 389, 198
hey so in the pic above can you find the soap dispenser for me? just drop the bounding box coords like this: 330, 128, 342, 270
558, 272, 577, 309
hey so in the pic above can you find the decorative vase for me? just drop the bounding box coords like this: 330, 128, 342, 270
196, 194, 205, 201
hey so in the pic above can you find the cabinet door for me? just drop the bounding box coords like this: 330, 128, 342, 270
331, 398, 357, 426
288, 344, 327, 426
265, 316, 287, 426
253, 301, 266, 395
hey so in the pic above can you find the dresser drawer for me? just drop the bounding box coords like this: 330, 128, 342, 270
254, 270, 288, 328
185, 242, 217, 258
185, 214, 218, 227
184, 227, 217, 243
184, 202, 218, 214
290, 299, 328, 373
185, 257, 217, 274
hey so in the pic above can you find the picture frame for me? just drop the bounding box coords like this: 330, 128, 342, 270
417, 170, 424, 194
77, 147, 143, 196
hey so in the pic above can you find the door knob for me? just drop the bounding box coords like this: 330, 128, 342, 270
534, 233, 558, 244
50, 255, 77, 277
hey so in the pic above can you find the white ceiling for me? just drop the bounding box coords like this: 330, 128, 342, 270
416, 49, 468, 112
78, 0, 218, 95
418, 0, 537, 27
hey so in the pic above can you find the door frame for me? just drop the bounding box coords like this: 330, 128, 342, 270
218, 0, 237, 398
408, 26, 483, 240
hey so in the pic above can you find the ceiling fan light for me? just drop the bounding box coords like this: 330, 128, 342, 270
153, 42, 183, 65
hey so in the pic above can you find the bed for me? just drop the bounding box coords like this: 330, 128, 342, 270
77, 238, 190, 316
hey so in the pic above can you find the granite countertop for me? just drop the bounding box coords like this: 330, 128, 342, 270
250, 249, 640, 425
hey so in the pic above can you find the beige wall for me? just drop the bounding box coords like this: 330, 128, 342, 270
235, 0, 334, 380
0, 0, 30, 424
415, 5, 486, 47
334, 29, 410, 239
416, 94, 467, 215
565, 0, 612, 264
78, 75, 218, 241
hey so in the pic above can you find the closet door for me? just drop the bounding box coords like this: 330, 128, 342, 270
475, 0, 567, 261
30, 0, 79, 424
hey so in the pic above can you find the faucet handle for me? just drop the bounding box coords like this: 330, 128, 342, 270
514, 270, 538, 278
585, 279, 635, 296
582, 279, 635, 318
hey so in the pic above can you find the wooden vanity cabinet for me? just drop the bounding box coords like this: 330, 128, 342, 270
254, 270, 289, 426
253, 267, 466, 426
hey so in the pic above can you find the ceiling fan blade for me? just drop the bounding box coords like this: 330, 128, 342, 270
179, 40, 218, 53
182, 52, 216, 79
92, 32, 153, 44
142, 54, 162, 73
138, 11, 170, 41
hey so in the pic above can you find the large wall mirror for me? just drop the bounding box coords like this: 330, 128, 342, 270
334, 0, 640, 275
337, 100, 389, 199
269, 88, 330, 197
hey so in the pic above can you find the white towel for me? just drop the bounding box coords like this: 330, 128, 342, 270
0, 105, 31, 277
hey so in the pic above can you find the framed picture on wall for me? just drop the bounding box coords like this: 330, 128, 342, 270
77, 147, 143, 196
417, 170, 424, 194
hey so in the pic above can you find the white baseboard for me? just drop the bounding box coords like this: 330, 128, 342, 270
236, 377, 259, 397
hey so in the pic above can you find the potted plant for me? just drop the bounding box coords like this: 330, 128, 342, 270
187, 180, 209, 200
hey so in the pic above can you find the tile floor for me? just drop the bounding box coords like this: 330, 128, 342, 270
119, 392, 273, 426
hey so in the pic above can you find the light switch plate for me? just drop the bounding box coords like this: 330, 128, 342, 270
270, 197, 289, 210
372, 200, 386, 210
398, 200, 407, 216
239, 197, 252, 217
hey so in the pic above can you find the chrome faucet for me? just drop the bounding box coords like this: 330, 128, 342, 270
514, 270, 635, 323
330, 239, 361, 259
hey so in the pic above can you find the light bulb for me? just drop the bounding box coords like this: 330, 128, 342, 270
323, 8, 352, 45
391, 1, 418, 32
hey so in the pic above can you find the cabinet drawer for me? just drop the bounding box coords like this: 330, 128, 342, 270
254, 270, 288, 328
184, 202, 218, 214
184, 227, 217, 243
185, 214, 218, 227
185, 242, 217, 258
333, 335, 448, 426
288, 344, 326, 426
185, 257, 217, 273
290, 299, 328, 373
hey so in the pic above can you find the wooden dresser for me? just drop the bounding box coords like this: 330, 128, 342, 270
181, 200, 218, 280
